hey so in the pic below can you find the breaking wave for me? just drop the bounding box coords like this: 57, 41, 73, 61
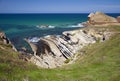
67, 23, 84, 28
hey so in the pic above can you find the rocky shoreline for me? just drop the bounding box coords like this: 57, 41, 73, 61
1, 12, 120, 68
22, 12, 120, 68
25, 26, 114, 68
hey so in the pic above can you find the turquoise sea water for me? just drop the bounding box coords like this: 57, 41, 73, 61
0, 13, 120, 50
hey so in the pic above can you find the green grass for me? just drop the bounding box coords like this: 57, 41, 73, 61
0, 26, 120, 81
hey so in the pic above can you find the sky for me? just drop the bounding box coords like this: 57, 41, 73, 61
0, 0, 120, 13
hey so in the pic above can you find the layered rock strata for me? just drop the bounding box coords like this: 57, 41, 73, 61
25, 28, 112, 68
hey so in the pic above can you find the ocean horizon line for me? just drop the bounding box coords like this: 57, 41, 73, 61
0, 12, 120, 14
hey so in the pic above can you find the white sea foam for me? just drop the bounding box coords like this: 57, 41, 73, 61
36, 25, 55, 29
48, 25, 55, 28
44, 35, 51, 38
28, 37, 40, 43
68, 23, 84, 28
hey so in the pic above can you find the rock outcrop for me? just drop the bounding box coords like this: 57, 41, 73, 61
0, 32, 10, 44
25, 12, 118, 68
0, 31, 17, 51
86, 12, 120, 26
25, 27, 113, 68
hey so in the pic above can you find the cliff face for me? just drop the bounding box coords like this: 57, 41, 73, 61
25, 27, 113, 68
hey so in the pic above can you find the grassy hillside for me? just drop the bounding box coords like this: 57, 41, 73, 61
0, 26, 120, 81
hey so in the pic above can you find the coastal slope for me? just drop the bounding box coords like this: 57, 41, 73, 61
0, 25, 120, 81
0, 12, 120, 81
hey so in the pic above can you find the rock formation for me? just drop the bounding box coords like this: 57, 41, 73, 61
87, 12, 119, 25
0, 31, 17, 51
0, 32, 10, 44
25, 27, 113, 68
25, 12, 118, 68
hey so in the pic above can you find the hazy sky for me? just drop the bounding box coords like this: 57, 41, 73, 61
0, 0, 120, 13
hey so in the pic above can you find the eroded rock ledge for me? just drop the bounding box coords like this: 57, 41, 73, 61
25, 28, 113, 68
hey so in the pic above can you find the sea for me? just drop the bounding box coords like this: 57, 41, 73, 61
0, 13, 120, 51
